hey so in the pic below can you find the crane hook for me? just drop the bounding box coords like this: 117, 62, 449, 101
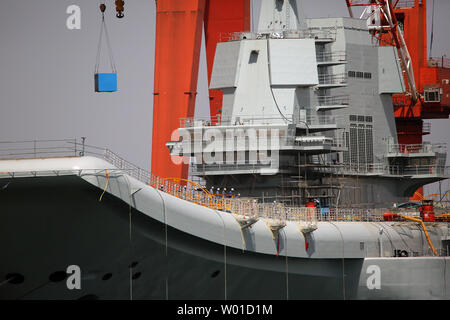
99, 3, 106, 13
115, 0, 125, 18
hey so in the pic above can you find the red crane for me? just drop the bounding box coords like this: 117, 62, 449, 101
151, 0, 250, 180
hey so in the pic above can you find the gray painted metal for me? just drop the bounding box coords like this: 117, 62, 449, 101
0, 156, 448, 299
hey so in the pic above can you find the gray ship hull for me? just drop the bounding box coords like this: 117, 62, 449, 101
0, 176, 360, 299
1, 175, 448, 300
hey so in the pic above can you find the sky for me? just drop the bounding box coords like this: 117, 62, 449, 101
0, 0, 448, 194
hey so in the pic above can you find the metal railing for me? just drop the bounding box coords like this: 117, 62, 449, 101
392, 93, 412, 107
318, 73, 347, 86
296, 115, 338, 126
1, 139, 447, 223
179, 114, 338, 128
349, 0, 421, 8
303, 28, 337, 41
180, 114, 289, 128
191, 163, 275, 175
310, 162, 450, 177
316, 51, 347, 64
0, 139, 79, 159
315, 207, 386, 222
218, 28, 337, 43
291, 136, 345, 149
103, 148, 153, 184
428, 57, 450, 69
180, 115, 223, 128
401, 165, 449, 176
387, 143, 447, 155
422, 122, 431, 135
396, 0, 420, 8
317, 95, 350, 106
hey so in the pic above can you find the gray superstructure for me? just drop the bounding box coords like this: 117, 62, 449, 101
167, 1, 448, 208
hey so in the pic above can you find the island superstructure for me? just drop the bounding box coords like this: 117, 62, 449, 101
167, 0, 448, 208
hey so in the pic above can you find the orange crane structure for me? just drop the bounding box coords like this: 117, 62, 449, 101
151, 0, 450, 197
151, 0, 250, 180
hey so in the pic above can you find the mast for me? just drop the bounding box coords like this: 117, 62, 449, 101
257, 0, 306, 33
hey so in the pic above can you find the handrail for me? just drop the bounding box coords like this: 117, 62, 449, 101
165, 177, 212, 195
218, 28, 337, 42
1, 139, 448, 230
179, 114, 339, 128
317, 95, 350, 106
318, 73, 347, 85
428, 57, 450, 69
396, 0, 419, 8
309, 162, 450, 177
316, 51, 347, 63
387, 143, 447, 154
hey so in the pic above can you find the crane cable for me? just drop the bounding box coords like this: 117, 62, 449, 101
266, 38, 292, 124
95, 2, 117, 74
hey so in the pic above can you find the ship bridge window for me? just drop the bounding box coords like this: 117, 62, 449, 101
364, 72, 372, 79
249, 50, 259, 64
356, 71, 364, 78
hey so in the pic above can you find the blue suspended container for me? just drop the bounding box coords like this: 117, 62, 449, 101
95, 73, 117, 92
95, 14, 118, 92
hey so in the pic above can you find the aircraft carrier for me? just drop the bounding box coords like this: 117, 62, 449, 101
0, 0, 449, 299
